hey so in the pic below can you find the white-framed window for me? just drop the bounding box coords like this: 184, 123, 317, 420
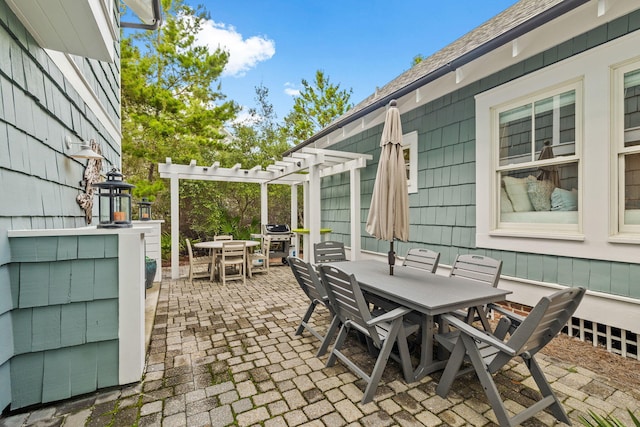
403, 131, 418, 194
613, 61, 640, 235
492, 80, 582, 235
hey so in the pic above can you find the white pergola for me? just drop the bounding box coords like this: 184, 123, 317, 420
158, 147, 372, 279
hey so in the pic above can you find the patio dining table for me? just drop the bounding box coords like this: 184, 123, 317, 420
194, 240, 260, 281
326, 259, 511, 381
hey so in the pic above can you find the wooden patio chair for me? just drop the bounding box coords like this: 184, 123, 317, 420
213, 234, 233, 240
216, 241, 246, 285
449, 254, 503, 330
288, 256, 340, 357
403, 248, 440, 273
435, 286, 586, 427
313, 241, 346, 264
318, 264, 419, 404
248, 235, 270, 278
186, 238, 210, 283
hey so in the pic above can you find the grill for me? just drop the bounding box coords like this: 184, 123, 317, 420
262, 224, 293, 264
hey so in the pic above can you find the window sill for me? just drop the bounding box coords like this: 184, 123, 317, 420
608, 234, 640, 245
489, 229, 585, 241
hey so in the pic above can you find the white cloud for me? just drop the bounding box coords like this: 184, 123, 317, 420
284, 82, 300, 97
195, 20, 275, 77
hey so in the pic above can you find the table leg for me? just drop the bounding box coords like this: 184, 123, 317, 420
413, 314, 447, 381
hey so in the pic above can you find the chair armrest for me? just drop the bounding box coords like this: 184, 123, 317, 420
367, 306, 412, 326
488, 304, 525, 327
440, 314, 517, 356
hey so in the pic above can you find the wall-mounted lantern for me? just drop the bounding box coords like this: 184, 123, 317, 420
138, 197, 152, 221
94, 169, 135, 228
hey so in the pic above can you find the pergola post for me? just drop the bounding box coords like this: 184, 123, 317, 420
290, 184, 298, 257
350, 168, 361, 260
260, 182, 268, 227
302, 180, 309, 262
308, 163, 321, 262
170, 174, 180, 279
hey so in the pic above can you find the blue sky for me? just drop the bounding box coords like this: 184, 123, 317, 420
183, 0, 520, 123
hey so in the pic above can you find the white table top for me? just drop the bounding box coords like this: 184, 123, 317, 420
194, 240, 260, 249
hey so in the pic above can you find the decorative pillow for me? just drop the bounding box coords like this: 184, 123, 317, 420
527, 179, 555, 211
500, 187, 514, 213
502, 175, 536, 212
551, 188, 578, 211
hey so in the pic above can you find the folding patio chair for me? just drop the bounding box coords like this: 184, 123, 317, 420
186, 238, 210, 283
318, 264, 419, 404
449, 254, 503, 330
288, 256, 340, 357
435, 286, 586, 427
402, 248, 440, 273
313, 241, 346, 264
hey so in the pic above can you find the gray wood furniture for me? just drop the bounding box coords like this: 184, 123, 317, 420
186, 238, 210, 283
403, 248, 440, 273
326, 260, 511, 381
288, 256, 339, 357
449, 254, 503, 330
313, 241, 346, 263
318, 264, 419, 404
435, 286, 585, 427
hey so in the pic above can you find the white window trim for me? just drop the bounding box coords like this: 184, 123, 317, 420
403, 131, 418, 194
492, 79, 583, 236
476, 32, 640, 264
611, 59, 640, 239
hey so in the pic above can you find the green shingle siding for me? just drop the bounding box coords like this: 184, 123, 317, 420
321, 14, 640, 298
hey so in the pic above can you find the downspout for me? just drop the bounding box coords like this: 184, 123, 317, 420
121, 0, 162, 30
283, 0, 589, 156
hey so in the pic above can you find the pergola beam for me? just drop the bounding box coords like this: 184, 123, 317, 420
160, 148, 372, 278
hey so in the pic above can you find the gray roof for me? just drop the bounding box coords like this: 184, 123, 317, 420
287, 0, 587, 154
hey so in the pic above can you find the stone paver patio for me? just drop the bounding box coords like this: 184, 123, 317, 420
2, 263, 639, 427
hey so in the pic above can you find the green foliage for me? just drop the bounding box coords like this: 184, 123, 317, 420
283, 70, 353, 144
412, 54, 426, 66
579, 409, 640, 427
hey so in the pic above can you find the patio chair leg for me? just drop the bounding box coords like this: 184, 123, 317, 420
316, 316, 340, 357
326, 324, 349, 367
296, 302, 318, 336
435, 336, 467, 398
526, 357, 570, 424
460, 334, 512, 427
361, 318, 402, 404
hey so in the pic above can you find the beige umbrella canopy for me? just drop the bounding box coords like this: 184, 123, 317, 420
366, 99, 409, 275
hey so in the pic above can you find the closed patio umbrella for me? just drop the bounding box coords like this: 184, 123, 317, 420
366, 99, 409, 275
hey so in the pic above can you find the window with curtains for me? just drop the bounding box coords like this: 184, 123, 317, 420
614, 63, 640, 234
494, 81, 581, 233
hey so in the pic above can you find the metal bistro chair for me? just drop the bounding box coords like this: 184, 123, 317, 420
313, 241, 346, 264
403, 248, 440, 273
288, 256, 340, 357
435, 287, 586, 427
216, 241, 246, 285
449, 254, 503, 330
318, 264, 419, 404
186, 238, 210, 283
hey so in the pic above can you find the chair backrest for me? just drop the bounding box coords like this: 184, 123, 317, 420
186, 238, 195, 263
214, 235, 233, 241
493, 287, 586, 370
220, 240, 245, 261
314, 241, 346, 264
403, 248, 440, 273
450, 254, 502, 287
288, 256, 327, 303
318, 264, 381, 346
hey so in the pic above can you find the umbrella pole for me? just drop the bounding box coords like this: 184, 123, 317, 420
388, 240, 395, 275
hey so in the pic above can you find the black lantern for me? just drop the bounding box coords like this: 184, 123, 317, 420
94, 168, 135, 228
138, 197, 152, 221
